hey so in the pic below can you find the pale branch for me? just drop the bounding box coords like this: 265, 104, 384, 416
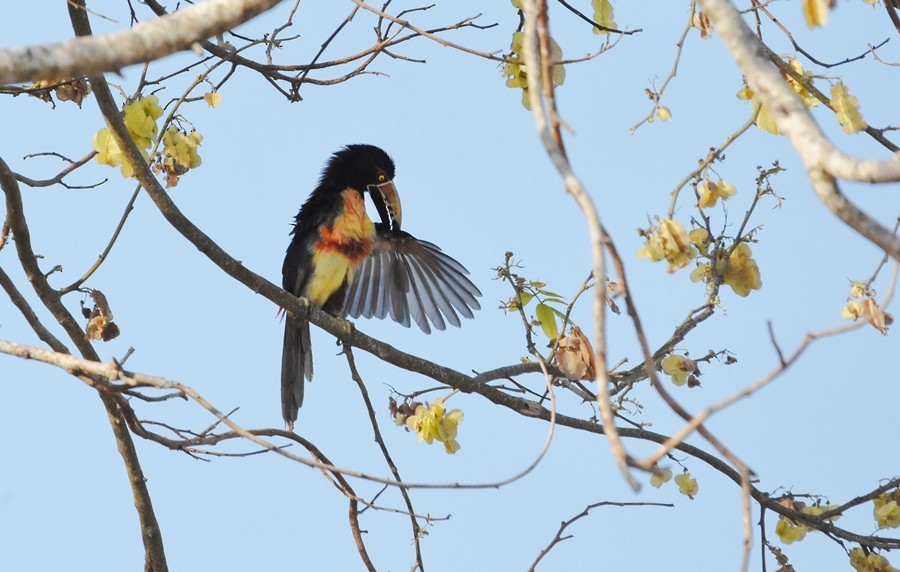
0, 0, 285, 85
699, 0, 900, 261
520, 0, 637, 491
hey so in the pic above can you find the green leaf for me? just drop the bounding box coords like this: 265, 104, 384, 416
535, 303, 558, 340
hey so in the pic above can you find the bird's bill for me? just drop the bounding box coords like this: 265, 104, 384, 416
367, 180, 402, 231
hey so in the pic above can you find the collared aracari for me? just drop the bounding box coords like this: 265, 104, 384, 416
281, 144, 481, 429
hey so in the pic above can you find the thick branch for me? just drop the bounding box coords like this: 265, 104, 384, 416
0, 0, 284, 84
699, 0, 900, 260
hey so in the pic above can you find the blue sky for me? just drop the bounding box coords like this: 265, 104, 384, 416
2, 1, 899, 570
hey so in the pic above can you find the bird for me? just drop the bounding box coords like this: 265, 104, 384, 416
281, 144, 481, 430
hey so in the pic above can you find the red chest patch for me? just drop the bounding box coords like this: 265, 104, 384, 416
314, 190, 375, 263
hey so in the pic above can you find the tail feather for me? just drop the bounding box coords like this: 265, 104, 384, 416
281, 316, 312, 430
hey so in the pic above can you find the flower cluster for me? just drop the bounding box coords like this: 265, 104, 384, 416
691, 242, 762, 298
874, 491, 900, 529
502, 31, 566, 109
403, 398, 464, 454
774, 501, 842, 544
92, 95, 164, 178
850, 548, 899, 572
159, 128, 203, 187
637, 219, 704, 273
842, 282, 892, 335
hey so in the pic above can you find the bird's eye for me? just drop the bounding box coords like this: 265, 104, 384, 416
378, 174, 386, 182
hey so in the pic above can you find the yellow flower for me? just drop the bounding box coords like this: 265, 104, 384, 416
591, 0, 616, 34
650, 467, 673, 488
406, 398, 464, 454
738, 63, 816, 135
160, 128, 203, 187
803, 0, 829, 27
786, 59, 819, 108
721, 243, 762, 297
502, 31, 566, 109
874, 493, 900, 529
738, 85, 780, 134
689, 228, 710, 256
850, 548, 871, 572
122, 95, 164, 150
92, 128, 124, 170
832, 83, 867, 134
842, 300, 865, 320
698, 179, 736, 209
637, 219, 697, 273
850, 282, 868, 299
204, 91, 222, 108
775, 516, 807, 544
92, 95, 163, 178
690, 262, 711, 284
674, 472, 699, 498
162, 128, 202, 171
656, 106, 672, 122
802, 504, 841, 521
661, 354, 696, 387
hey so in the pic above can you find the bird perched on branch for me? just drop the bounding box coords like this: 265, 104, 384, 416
281, 144, 481, 430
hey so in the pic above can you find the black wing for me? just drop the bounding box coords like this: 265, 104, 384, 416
342, 228, 481, 334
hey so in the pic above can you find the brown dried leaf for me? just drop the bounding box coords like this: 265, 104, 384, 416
84, 290, 120, 341
692, 11, 713, 39
554, 326, 597, 381
861, 298, 891, 335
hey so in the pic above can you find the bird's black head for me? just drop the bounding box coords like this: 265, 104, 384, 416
319, 144, 396, 193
